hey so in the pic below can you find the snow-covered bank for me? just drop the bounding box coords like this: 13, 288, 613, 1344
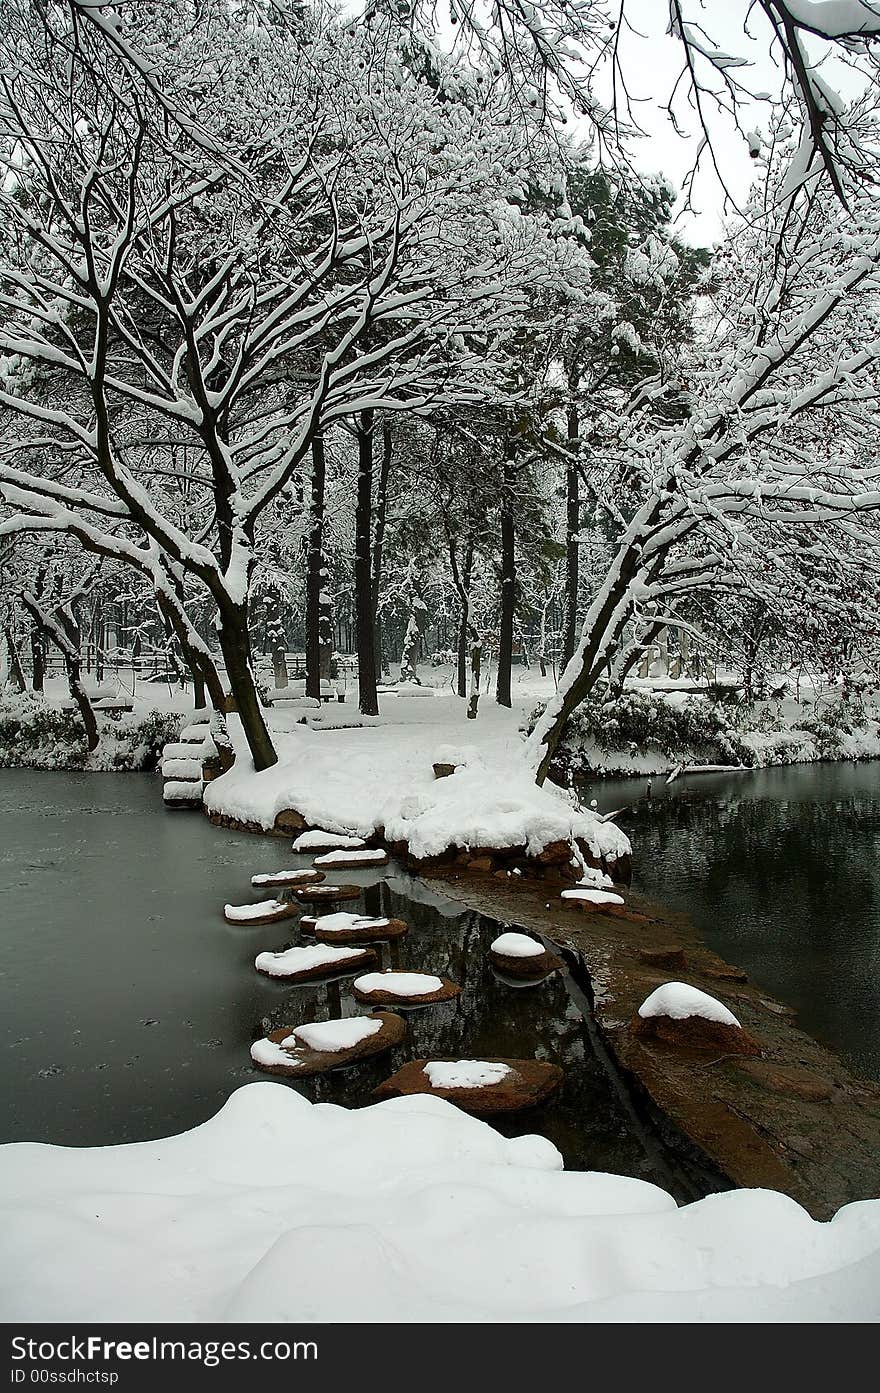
0, 693, 178, 771
204, 699, 630, 868
538, 683, 880, 779
1, 1083, 878, 1322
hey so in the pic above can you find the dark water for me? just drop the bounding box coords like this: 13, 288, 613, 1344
0, 770, 706, 1197
584, 761, 880, 1080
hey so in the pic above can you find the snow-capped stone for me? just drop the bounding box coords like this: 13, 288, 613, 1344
224, 899, 298, 925
313, 848, 389, 868
352, 970, 460, 1005
251, 868, 325, 888
638, 983, 741, 1026
254, 943, 375, 981
288, 1017, 383, 1053
424, 1061, 511, 1088
292, 830, 366, 852
633, 983, 761, 1057
490, 931, 545, 958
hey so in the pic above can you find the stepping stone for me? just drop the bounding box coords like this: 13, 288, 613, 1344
163, 780, 203, 808
292, 830, 366, 853
251, 1011, 406, 1077
374, 1057, 563, 1115
223, 899, 299, 926
489, 931, 562, 980
352, 970, 460, 1006
178, 724, 210, 742
308, 912, 408, 944
255, 942, 378, 982
162, 757, 203, 780
294, 883, 361, 904
561, 887, 649, 924
561, 887, 625, 910
251, 868, 325, 889
632, 982, 761, 1056
313, 848, 389, 869
639, 946, 688, 971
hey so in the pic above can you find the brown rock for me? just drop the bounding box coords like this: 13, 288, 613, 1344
255, 946, 377, 983
433, 762, 456, 779
701, 962, 748, 983
352, 974, 461, 1007
632, 1012, 761, 1057
732, 1059, 834, 1102
373, 1057, 564, 1115
312, 917, 409, 945
468, 855, 494, 872
639, 946, 688, 971
489, 947, 564, 980
253, 1011, 406, 1077
294, 883, 362, 904
273, 808, 308, 834
536, 839, 572, 866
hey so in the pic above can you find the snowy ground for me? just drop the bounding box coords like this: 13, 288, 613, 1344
1, 1083, 878, 1322
204, 685, 630, 865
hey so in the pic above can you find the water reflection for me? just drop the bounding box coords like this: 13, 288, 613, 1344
583, 762, 880, 1078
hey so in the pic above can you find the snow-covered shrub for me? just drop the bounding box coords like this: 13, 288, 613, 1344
800, 700, 859, 758
528, 690, 756, 776
0, 694, 178, 771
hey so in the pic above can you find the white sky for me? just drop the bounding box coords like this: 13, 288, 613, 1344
608, 1, 866, 246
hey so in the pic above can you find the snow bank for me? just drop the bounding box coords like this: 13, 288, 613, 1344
288, 1018, 383, 1053
2, 1084, 879, 1322
491, 931, 545, 958
203, 711, 630, 866
424, 1061, 512, 1088
639, 983, 741, 1028
383, 763, 629, 863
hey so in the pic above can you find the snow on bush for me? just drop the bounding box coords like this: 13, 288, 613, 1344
2, 1083, 879, 1321
531, 689, 755, 777
638, 982, 741, 1027
0, 693, 178, 771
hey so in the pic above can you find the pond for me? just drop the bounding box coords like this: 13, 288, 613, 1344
0, 770, 715, 1202
583, 760, 880, 1081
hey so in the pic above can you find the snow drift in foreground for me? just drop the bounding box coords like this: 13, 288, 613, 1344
1, 1084, 878, 1323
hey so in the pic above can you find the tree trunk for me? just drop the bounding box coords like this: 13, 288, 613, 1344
355, 409, 379, 716
467, 639, 482, 720
4, 624, 26, 692
30, 624, 46, 693
372, 420, 392, 677
66, 653, 99, 753
454, 539, 473, 699
562, 402, 580, 669
526, 530, 652, 783
495, 442, 516, 708
306, 432, 327, 700
215, 599, 277, 770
